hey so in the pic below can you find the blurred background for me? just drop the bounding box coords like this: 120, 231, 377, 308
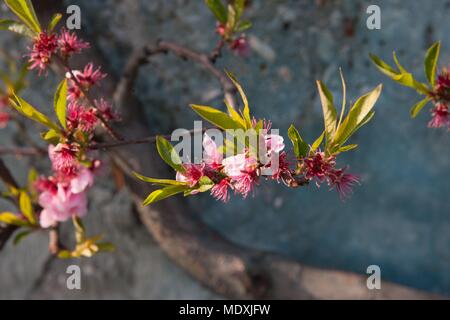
0, 0, 449, 299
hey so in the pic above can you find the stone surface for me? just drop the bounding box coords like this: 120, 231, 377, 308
0, 0, 449, 298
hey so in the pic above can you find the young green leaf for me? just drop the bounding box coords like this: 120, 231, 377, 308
236, 20, 252, 32
333, 84, 382, 147
337, 144, 358, 153
0, 19, 34, 37
316, 80, 337, 146
156, 136, 186, 173
191, 104, 245, 130
287, 124, 309, 158
225, 71, 251, 128
19, 191, 35, 224
10, 94, 60, 131
4, 0, 41, 34
143, 185, 188, 206
234, 0, 245, 20
47, 13, 62, 32
205, 0, 227, 24
392, 52, 407, 74
424, 42, 440, 86
410, 97, 431, 118
0, 212, 29, 227
41, 129, 61, 144
133, 172, 188, 186
54, 79, 68, 129
369, 53, 399, 78
311, 131, 325, 152
224, 98, 246, 128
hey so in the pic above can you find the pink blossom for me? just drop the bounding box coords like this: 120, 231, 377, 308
216, 23, 226, 37
303, 151, 336, 183
58, 29, 90, 56
95, 99, 121, 122
329, 170, 360, 200
233, 171, 258, 198
211, 179, 231, 202
222, 151, 258, 178
68, 63, 106, 89
428, 103, 449, 129
230, 35, 250, 57
203, 133, 222, 169
70, 167, 94, 193
264, 134, 285, 154
28, 32, 58, 75
269, 152, 292, 182
176, 164, 204, 187
38, 184, 87, 228
48, 144, 78, 177
67, 102, 98, 133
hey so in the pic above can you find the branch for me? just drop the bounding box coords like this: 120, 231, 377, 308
114, 40, 237, 111
0, 146, 46, 157
0, 158, 18, 250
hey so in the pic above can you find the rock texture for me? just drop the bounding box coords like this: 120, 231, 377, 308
0, 0, 449, 298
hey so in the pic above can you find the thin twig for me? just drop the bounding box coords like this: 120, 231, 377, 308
209, 40, 225, 63
114, 40, 237, 111
0, 146, 46, 157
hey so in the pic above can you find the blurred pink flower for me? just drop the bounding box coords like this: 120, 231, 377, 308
58, 29, 90, 56
203, 133, 222, 169
230, 35, 250, 57
38, 184, 88, 228
428, 103, 449, 129
28, 32, 58, 75
48, 143, 78, 177
211, 179, 231, 202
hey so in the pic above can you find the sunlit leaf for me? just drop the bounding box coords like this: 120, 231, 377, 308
4, 0, 41, 34
48, 13, 62, 32
54, 79, 68, 129
19, 191, 35, 225
424, 41, 440, 86
287, 125, 309, 158
191, 104, 244, 130
156, 136, 186, 173
316, 80, 337, 146
205, 0, 227, 24
0, 19, 34, 37
410, 97, 431, 118
143, 185, 188, 206
133, 172, 188, 186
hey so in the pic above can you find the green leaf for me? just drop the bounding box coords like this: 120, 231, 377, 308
191, 104, 244, 130
143, 185, 188, 206
369, 53, 399, 78
156, 136, 185, 173
19, 191, 35, 224
234, 0, 245, 20
287, 125, 309, 158
10, 94, 60, 131
54, 79, 68, 129
97, 242, 116, 252
4, 0, 41, 34
41, 129, 61, 144
226, 4, 237, 30
410, 97, 431, 118
197, 176, 214, 193
333, 84, 382, 147
393, 52, 407, 74
311, 131, 325, 152
57, 250, 72, 259
47, 13, 62, 32
133, 172, 188, 186
224, 98, 246, 128
205, 0, 227, 23
0, 19, 34, 37
316, 80, 337, 146
225, 71, 251, 128
392, 73, 429, 94
13, 230, 32, 245
337, 144, 358, 153
236, 20, 252, 32
0, 212, 29, 227
424, 42, 440, 86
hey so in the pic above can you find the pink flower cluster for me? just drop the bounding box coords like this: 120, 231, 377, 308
216, 23, 250, 57
430, 66, 450, 130
300, 151, 360, 199
35, 144, 97, 228
176, 126, 288, 202
28, 29, 89, 75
